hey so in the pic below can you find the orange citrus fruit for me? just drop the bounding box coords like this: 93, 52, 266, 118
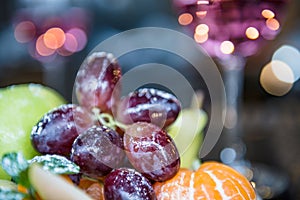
79, 178, 104, 200
154, 161, 256, 200
85, 183, 104, 200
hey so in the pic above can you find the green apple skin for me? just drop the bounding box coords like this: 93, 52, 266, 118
168, 109, 207, 170
0, 84, 66, 179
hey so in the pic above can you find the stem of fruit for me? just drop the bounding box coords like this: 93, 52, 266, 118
92, 108, 128, 130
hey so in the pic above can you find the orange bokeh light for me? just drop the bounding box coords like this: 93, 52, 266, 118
194, 32, 208, 43
245, 27, 259, 40
266, 18, 280, 31
178, 13, 193, 26
195, 24, 209, 35
196, 11, 207, 19
36, 34, 55, 56
262, 9, 275, 19
43, 27, 66, 50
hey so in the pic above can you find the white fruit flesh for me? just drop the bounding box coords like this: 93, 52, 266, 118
29, 164, 92, 200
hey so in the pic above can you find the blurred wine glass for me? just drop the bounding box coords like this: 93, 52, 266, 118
172, 0, 290, 198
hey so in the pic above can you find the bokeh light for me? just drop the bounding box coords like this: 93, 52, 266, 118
32, 26, 88, 58
220, 41, 235, 54
43, 27, 66, 50
196, 11, 207, 19
14, 21, 36, 43
36, 34, 56, 56
178, 13, 193, 26
67, 28, 87, 52
197, 0, 209, 4
220, 148, 236, 164
260, 60, 294, 96
272, 45, 300, 81
266, 18, 280, 31
64, 33, 78, 53
261, 9, 275, 19
194, 32, 208, 43
245, 27, 259, 40
57, 33, 78, 56
174, 0, 198, 6
271, 60, 294, 83
195, 24, 209, 35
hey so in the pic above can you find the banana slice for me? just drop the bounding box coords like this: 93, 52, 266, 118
29, 164, 92, 200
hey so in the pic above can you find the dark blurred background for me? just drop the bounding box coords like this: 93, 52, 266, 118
1, 0, 300, 199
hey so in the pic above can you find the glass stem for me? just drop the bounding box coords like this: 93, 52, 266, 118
219, 56, 246, 162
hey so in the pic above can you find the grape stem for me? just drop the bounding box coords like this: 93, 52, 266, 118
92, 108, 128, 130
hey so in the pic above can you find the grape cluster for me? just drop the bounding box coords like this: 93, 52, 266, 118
30, 52, 181, 199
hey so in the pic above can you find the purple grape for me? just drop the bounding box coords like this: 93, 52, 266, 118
116, 88, 181, 128
75, 52, 122, 113
31, 104, 95, 157
69, 173, 82, 185
104, 168, 156, 200
124, 122, 180, 182
71, 126, 125, 179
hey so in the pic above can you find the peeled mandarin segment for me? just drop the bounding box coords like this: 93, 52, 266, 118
85, 182, 104, 200
79, 178, 98, 190
195, 162, 256, 200
79, 178, 105, 200
153, 162, 256, 200
193, 170, 223, 199
154, 168, 193, 200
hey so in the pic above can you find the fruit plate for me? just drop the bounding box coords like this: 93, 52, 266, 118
0, 52, 256, 200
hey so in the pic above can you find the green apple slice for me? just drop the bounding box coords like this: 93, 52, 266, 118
0, 84, 66, 179
168, 108, 207, 170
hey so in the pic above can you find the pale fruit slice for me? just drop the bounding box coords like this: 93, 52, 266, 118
0, 84, 66, 179
0, 179, 18, 190
168, 108, 207, 169
29, 164, 93, 200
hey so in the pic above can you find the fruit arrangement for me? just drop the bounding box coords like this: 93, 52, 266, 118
0, 52, 256, 200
